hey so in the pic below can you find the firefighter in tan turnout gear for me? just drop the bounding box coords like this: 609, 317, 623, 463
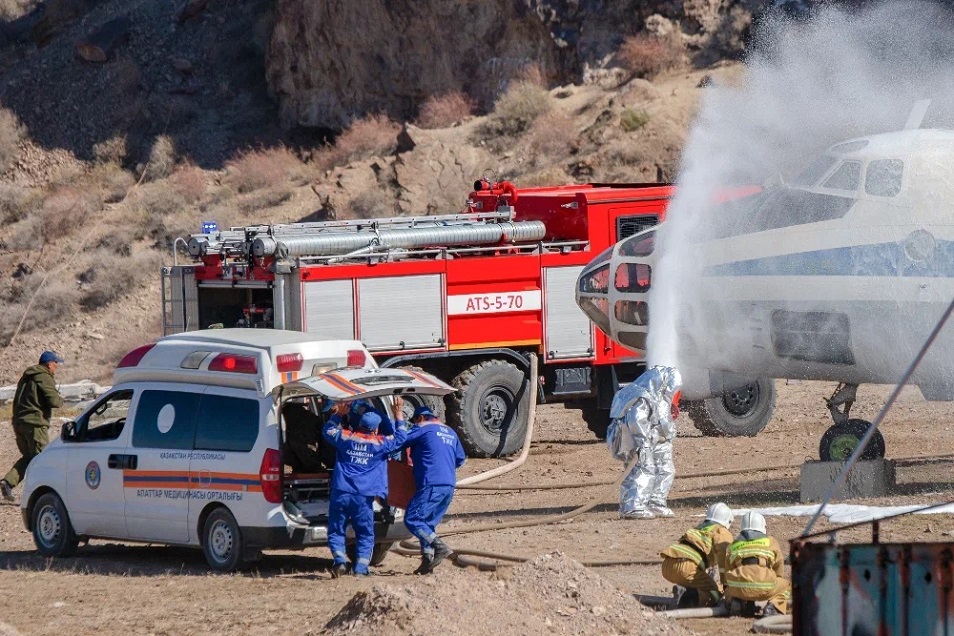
660, 502, 734, 608
723, 511, 791, 617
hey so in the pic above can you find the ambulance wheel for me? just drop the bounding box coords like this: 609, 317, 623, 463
448, 360, 529, 458
686, 378, 776, 437
202, 507, 247, 572
32, 492, 79, 558
819, 419, 885, 462
396, 366, 446, 422
579, 402, 610, 440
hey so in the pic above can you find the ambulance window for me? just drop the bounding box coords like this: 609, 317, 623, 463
132, 390, 200, 450
865, 159, 903, 197
194, 395, 259, 452
822, 161, 861, 191
578, 264, 609, 294
74, 390, 133, 442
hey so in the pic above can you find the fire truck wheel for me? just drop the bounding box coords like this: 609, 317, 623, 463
396, 366, 447, 422
685, 378, 776, 437
579, 403, 610, 440
447, 360, 529, 458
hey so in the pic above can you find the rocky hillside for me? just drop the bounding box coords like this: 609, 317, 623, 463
0, 0, 777, 384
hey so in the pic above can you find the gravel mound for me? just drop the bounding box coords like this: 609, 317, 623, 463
324, 552, 694, 636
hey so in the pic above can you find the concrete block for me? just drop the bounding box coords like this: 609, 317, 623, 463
800, 459, 896, 503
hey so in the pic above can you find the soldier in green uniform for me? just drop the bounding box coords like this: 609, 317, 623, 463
1, 351, 64, 501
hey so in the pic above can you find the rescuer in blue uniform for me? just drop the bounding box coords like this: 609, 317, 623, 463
323, 397, 408, 577
402, 405, 466, 574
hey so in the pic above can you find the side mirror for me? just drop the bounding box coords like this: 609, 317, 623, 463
61, 421, 77, 442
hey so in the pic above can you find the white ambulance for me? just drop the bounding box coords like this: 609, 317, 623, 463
19, 329, 455, 572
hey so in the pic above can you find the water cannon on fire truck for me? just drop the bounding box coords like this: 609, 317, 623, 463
161, 180, 777, 457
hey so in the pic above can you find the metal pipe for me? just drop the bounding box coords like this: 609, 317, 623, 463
251, 221, 547, 258
661, 605, 730, 619
801, 297, 954, 537
273, 273, 286, 329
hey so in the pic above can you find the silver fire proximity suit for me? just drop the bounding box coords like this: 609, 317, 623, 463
606, 365, 682, 519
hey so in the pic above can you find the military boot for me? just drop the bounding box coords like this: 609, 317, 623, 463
430, 538, 453, 570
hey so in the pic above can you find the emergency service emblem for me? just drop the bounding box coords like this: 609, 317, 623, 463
85, 461, 101, 490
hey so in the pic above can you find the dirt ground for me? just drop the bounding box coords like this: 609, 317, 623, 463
1, 379, 953, 636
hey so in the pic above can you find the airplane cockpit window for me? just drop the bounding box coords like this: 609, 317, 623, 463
578, 264, 609, 294
829, 140, 869, 154
705, 187, 856, 240
614, 263, 651, 293
822, 161, 861, 191
618, 231, 655, 257
864, 159, 903, 197
792, 154, 837, 187
578, 297, 610, 335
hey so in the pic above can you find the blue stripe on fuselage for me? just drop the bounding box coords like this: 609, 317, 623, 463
704, 240, 954, 277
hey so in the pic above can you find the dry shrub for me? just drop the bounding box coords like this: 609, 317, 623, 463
347, 188, 394, 219
0, 0, 37, 20
317, 114, 400, 170
0, 108, 26, 173
515, 62, 547, 88
92, 135, 128, 165
616, 34, 685, 80
518, 166, 572, 187
37, 186, 101, 242
416, 91, 475, 129
478, 82, 553, 138
130, 183, 189, 244
142, 135, 177, 182
237, 186, 294, 213
525, 112, 578, 161
0, 276, 80, 345
225, 146, 306, 194
620, 108, 651, 132
171, 165, 207, 203
79, 250, 162, 310
0, 185, 43, 224
88, 163, 135, 203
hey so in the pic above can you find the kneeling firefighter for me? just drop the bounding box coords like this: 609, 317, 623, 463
660, 502, 734, 607
723, 512, 791, 617
606, 365, 682, 519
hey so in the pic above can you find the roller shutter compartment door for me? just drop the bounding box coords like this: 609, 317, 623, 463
303, 279, 356, 340
545, 266, 593, 359
359, 275, 444, 350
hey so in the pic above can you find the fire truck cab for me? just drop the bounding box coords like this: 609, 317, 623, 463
162, 181, 776, 457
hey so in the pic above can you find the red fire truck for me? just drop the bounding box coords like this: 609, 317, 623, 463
161, 181, 775, 456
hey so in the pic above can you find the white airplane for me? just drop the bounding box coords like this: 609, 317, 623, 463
576, 117, 954, 461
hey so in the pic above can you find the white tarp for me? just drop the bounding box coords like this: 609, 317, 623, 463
728, 503, 954, 524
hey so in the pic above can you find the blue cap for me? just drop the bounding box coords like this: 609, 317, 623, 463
412, 405, 434, 421
321, 400, 335, 413
39, 351, 64, 364
358, 411, 382, 432
349, 399, 370, 417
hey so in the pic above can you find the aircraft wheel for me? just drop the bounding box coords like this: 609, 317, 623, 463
819, 419, 885, 462
686, 378, 776, 437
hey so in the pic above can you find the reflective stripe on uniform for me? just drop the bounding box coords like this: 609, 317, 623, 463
667, 543, 704, 565
725, 579, 777, 590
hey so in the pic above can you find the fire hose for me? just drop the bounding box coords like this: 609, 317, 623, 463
393, 353, 660, 569
386, 353, 795, 629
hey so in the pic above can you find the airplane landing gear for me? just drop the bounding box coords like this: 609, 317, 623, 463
818, 383, 886, 462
